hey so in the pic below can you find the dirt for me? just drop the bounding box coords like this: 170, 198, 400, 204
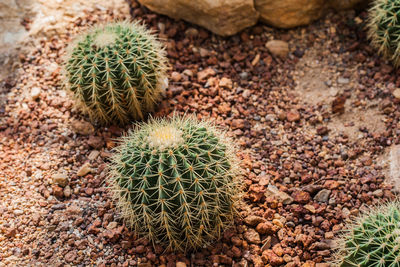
294, 42, 386, 142
1, 1, 400, 266
0, 0, 32, 78
328, 104, 385, 141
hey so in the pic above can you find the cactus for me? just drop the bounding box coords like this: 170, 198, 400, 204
333, 201, 400, 266
64, 21, 168, 125
108, 115, 241, 251
368, 0, 400, 67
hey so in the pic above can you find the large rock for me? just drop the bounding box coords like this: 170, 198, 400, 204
138, 0, 259, 36
255, 0, 326, 29
138, 0, 366, 35
255, 0, 365, 29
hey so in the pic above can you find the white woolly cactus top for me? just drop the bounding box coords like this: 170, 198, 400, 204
93, 32, 118, 47
147, 125, 184, 150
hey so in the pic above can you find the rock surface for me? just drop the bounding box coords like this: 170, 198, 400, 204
256, 0, 366, 29
255, 0, 326, 29
331, 0, 367, 10
137, 0, 366, 35
138, 0, 259, 36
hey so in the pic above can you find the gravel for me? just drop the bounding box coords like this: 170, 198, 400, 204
0, 1, 399, 266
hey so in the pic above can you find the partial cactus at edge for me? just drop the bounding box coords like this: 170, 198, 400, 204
64, 21, 168, 125
368, 0, 400, 67
333, 201, 400, 267
108, 115, 241, 251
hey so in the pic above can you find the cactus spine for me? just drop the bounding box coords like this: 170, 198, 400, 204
368, 0, 400, 67
109, 115, 241, 251
64, 21, 168, 125
333, 201, 400, 266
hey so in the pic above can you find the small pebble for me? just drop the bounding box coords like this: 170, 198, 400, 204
337, 77, 349, 84
77, 162, 92, 177
30, 87, 41, 100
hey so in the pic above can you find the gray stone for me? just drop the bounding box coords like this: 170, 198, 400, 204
239, 72, 249, 80
314, 189, 331, 203
265, 185, 293, 204
337, 77, 349, 84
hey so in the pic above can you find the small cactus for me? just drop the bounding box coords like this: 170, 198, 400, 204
108, 115, 241, 251
333, 201, 400, 266
64, 21, 168, 125
368, 0, 400, 67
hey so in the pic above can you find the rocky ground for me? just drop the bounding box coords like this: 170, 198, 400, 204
1, 1, 400, 266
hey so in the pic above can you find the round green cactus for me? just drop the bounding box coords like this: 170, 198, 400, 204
108, 115, 241, 251
333, 201, 400, 266
368, 0, 400, 67
64, 21, 168, 125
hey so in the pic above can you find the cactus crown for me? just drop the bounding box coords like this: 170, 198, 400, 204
333, 201, 400, 267
108, 115, 241, 252
64, 21, 168, 125
368, 0, 400, 67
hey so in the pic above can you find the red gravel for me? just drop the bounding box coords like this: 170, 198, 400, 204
0, 1, 399, 266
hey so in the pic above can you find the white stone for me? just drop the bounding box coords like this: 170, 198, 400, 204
31, 87, 41, 100
13, 210, 23, 216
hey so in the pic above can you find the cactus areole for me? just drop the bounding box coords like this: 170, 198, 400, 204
109, 116, 241, 251
64, 21, 168, 125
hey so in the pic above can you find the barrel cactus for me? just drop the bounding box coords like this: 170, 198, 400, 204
64, 21, 168, 125
108, 115, 241, 251
333, 201, 400, 266
368, 0, 400, 67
